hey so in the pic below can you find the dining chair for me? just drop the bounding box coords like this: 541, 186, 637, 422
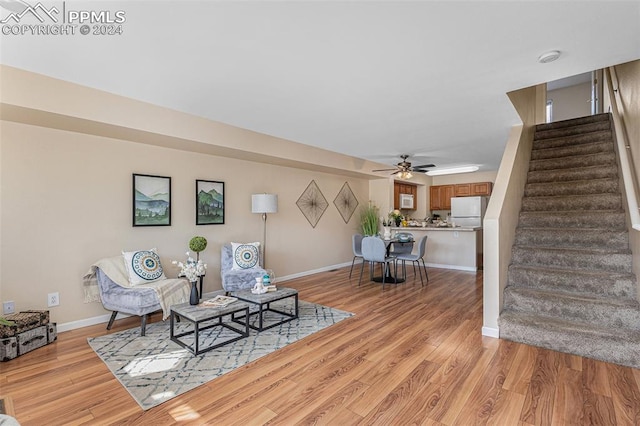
394, 235, 429, 285
391, 234, 414, 280
349, 234, 364, 278
359, 236, 397, 290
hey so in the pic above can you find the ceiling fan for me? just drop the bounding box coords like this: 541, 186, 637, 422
372, 154, 435, 179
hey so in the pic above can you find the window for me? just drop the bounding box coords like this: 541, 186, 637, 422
546, 100, 553, 123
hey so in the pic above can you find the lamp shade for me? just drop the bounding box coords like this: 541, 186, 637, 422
252, 194, 278, 214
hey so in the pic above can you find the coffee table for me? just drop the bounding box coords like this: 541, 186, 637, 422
231, 287, 299, 331
170, 299, 250, 355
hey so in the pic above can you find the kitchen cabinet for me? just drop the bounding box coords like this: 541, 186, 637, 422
470, 182, 493, 196
452, 182, 493, 198
394, 182, 417, 210
429, 184, 455, 210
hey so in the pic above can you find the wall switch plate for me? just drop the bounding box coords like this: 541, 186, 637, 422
48, 292, 60, 307
3, 301, 15, 314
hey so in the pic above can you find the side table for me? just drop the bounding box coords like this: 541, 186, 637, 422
232, 287, 299, 331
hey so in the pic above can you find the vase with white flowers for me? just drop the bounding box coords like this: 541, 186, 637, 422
173, 252, 207, 305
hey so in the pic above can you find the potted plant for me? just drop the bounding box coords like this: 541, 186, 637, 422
189, 236, 208, 261
360, 204, 380, 236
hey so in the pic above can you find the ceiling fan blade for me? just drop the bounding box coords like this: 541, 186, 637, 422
412, 164, 436, 169
372, 168, 399, 172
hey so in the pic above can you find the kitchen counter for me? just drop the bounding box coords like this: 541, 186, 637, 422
390, 227, 482, 271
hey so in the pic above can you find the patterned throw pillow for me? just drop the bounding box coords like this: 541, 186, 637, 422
122, 248, 167, 285
231, 242, 261, 270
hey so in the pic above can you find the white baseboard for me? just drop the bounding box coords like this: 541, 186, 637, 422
482, 326, 499, 338
425, 262, 477, 272
57, 312, 132, 333
277, 262, 352, 282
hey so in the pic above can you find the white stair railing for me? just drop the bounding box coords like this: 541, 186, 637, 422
605, 67, 640, 231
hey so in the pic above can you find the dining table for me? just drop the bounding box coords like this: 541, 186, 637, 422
371, 237, 413, 284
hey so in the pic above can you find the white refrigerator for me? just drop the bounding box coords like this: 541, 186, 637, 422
450, 196, 487, 228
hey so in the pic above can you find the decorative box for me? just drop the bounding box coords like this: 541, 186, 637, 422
0, 337, 18, 362
20, 310, 50, 326
47, 323, 57, 344
0, 312, 42, 338
17, 325, 48, 356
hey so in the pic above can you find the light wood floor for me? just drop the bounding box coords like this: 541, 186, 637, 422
2, 265, 640, 425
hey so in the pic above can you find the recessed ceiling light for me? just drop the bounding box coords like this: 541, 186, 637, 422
425, 166, 479, 176
538, 50, 561, 64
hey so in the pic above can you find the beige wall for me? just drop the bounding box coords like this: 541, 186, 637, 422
0, 68, 373, 329
547, 81, 592, 122
483, 84, 545, 336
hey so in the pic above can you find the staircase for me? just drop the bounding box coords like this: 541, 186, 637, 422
499, 113, 640, 369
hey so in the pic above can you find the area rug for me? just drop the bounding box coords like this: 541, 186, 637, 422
88, 299, 353, 410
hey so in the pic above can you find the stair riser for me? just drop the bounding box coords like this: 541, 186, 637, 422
518, 212, 626, 229
508, 266, 637, 300
532, 130, 613, 150
511, 247, 633, 273
514, 229, 628, 250
521, 194, 621, 212
535, 121, 611, 140
499, 316, 640, 369
527, 166, 617, 184
524, 179, 618, 197
529, 152, 616, 171
535, 114, 610, 132
531, 141, 613, 161
504, 288, 640, 330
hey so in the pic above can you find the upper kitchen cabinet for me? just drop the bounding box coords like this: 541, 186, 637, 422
394, 181, 417, 210
454, 182, 493, 197
430, 184, 455, 210
470, 182, 493, 196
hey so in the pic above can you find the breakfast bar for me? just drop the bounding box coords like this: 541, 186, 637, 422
391, 226, 482, 271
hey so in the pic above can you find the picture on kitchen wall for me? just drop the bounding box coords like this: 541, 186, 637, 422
196, 179, 225, 225
133, 174, 171, 226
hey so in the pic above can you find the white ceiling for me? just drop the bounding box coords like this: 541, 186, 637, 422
1, 1, 639, 173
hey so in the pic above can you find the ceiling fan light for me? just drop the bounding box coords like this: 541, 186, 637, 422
425, 166, 479, 176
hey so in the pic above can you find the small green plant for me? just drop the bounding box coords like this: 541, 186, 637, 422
189, 236, 208, 258
0, 317, 15, 326
360, 203, 380, 236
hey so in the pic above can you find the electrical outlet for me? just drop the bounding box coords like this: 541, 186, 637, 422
3, 301, 15, 315
48, 292, 60, 307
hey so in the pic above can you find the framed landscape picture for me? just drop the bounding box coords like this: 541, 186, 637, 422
196, 180, 225, 225
133, 174, 171, 226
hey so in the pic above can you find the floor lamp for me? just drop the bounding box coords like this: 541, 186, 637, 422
251, 194, 278, 268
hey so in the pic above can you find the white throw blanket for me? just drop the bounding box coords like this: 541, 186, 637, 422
83, 256, 190, 320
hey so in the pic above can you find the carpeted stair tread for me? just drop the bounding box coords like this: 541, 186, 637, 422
532, 130, 614, 150
518, 210, 626, 229
508, 265, 637, 300
534, 113, 610, 132
534, 121, 611, 140
499, 311, 640, 369
524, 177, 618, 197
503, 286, 640, 330
521, 193, 621, 212
527, 165, 617, 184
514, 227, 628, 250
530, 140, 613, 161
511, 246, 632, 274
528, 151, 616, 171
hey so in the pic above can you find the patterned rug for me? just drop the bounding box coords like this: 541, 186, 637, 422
88, 299, 353, 410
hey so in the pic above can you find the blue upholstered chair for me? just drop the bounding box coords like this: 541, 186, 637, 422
349, 234, 364, 278
96, 268, 163, 336
394, 235, 429, 285
220, 243, 267, 293
359, 236, 397, 290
